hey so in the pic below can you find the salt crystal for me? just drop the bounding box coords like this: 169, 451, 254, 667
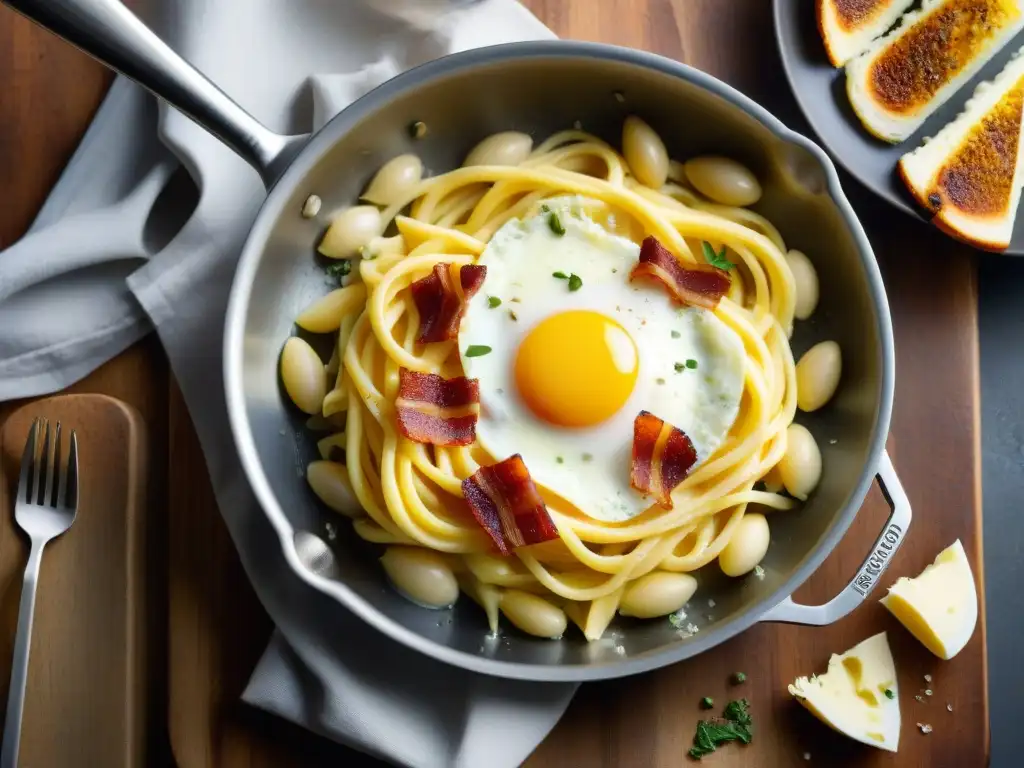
947, 703, 954, 712
707, 599, 716, 608
803, 753, 811, 761
915, 695, 924, 703
917, 723, 932, 734
924, 674, 932, 682
925, 689, 933, 696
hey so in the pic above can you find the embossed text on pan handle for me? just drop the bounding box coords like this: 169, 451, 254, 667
1, 0, 305, 187
760, 451, 912, 626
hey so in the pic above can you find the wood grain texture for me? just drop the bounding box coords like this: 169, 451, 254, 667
0, 395, 150, 767
0, 6, 172, 763
0, 0, 987, 766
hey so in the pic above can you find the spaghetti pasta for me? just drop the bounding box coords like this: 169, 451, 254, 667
285, 117, 838, 640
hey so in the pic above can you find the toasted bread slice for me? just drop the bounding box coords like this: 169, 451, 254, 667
817, 0, 916, 67
847, 0, 1024, 143
899, 47, 1024, 250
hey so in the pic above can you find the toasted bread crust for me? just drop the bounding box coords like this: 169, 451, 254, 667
932, 212, 1010, 250
868, 0, 1019, 114
818, 0, 845, 67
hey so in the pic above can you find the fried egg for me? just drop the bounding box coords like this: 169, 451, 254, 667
458, 197, 745, 522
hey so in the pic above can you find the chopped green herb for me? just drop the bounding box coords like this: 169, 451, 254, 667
656, 377, 666, 385
548, 211, 566, 236
611, 267, 619, 273
675, 362, 686, 373
409, 120, 427, 139
582, 453, 593, 462
686, 359, 698, 369
541, 204, 551, 213
733, 672, 747, 684
556, 456, 564, 464
702, 240, 734, 271
884, 689, 895, 700
688, 698, 753, 759
487, 296, 502, 309
325, 261, 351, 284
671, 330, 681, 339
552, 271, 569, 280
700, 697, 714, 710
509, 310, 518, 322
464, 345, 492, 358
568, 274, 583, 292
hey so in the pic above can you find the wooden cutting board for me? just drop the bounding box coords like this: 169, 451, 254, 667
0, 395, 151, 768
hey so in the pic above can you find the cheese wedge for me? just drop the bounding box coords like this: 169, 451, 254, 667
789, 632, 900, 752
881, 539, 978, 660
846, 0, 1024, 143
818, 0, 917, 66
899, 47, 1024, 250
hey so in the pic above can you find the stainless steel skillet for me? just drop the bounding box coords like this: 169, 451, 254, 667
5, 0, 911, 681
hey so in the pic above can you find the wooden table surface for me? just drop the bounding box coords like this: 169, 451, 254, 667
0, 1, 987, 767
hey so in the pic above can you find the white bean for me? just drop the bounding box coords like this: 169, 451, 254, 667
684, 156, 762, 206
719, 513, 770, 577
381, 546, 459, 608
306, 460, 362, 517
622, 116, 669, 188
796, 340, 842, 412
500, 590, 567, 639
318, 205, 381, 258
464, 131, 533, 166
786, 249, 820, 320
296, 284, 367, 334
280, 337, 326, 415
620, 572, 698, 619
361, 154, 423, 206
779, 423, 822, 501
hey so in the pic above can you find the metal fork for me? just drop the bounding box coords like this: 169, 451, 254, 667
1, 420, 78, 768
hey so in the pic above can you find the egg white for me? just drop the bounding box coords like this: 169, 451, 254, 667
458, 197, 745, 522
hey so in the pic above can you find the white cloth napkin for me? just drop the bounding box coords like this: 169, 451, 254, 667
0, 1, 578, 766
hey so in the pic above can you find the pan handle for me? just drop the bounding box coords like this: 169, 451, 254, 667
2, 0, 305, 188
759, 450, 911, 626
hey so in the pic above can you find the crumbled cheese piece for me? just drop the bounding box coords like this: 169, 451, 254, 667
828, 438, 837, 445
803, 753, 811, 761
917, 723, 932, 734
614, 91, 626, 103
614, 645, 626, 656
301, 194, 322, 218
707, 598, 717, 608
325, 521, 337, 541
924, 674, 933, 682
946, 703, 954, 712
685, 622, 700, 634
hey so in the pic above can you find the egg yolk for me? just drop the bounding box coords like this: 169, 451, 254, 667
514, 310, 638, 427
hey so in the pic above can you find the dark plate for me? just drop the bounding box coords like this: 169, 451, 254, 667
773, 0, 1024, 254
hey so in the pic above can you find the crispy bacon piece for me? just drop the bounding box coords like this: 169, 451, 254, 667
410, 263, 487, 343
630, 236, 730, 310
630, 411, 698, 509
462, 455, 559, 555
396, 369, 480, 446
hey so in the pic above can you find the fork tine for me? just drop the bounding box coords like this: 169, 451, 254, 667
45, 422, 61, 507
31, 420, 49, 505
64, 430, 79, 509
18, 420, 38, 505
